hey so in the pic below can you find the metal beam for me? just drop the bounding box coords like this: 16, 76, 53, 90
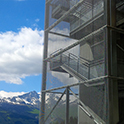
66, 87, 69, 124
109, 0, 119, 123
42, 75, 108, 93
68, 88, 92, 118
46, 0, 52, 4
69, 88, 105, 124
40, 0, 49, 123
45, 0, 86, 32
42, 75, 124, 93
117, 18, 124, 27
49, 31, 73, 39
107, 25, 124, 34
45, 25, 124, 63
45, 91, 78, 95
44, 89, 66, 123
45, 25, 107, 62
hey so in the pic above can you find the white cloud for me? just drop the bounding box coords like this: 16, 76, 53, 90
35, 19, 40, 22
32, 23, 38, 28
0, 27, 44, 84
52, 72, 78, 85
0, 90, 25, 98
48, 30, 78, 56
47, 28, 79, 85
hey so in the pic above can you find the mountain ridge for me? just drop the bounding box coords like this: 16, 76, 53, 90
0, 91, 41, 108
0, 90, 78, 124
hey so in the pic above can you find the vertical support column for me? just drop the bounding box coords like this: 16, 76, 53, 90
104, 1, 110, 123
66, 87, 69, 124
109, 30, 119, 124
110, 0, 119, 123
105, 0, 119, 123
107, 0, 119, 123
39, 1, 49, 124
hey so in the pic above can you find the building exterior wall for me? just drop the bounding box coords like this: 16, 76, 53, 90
40, 0, 124, 124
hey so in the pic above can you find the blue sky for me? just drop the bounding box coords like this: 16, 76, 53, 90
0, 0, 45, 93
0, 0, 45, 31
0, 0, 78, 95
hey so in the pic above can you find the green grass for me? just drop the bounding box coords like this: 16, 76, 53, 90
7, 117, 11, 120
0, 111, 7, 113
29, 109, 39, 114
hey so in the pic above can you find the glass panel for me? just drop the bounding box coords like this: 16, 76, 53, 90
48, 0, 105, 39
47, 45, 79, 90
45, 0, 109, 124
80, 30, 105, 79
70, 0, 105, 40
48, 34, 78, 56
45, 91, 66, 124
69, 86, 79, 124
70, 0, 104, 32
46, 71, 78, 90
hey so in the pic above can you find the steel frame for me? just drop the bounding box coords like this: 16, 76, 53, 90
41, 0, 124, 124
41, 75, 124, 123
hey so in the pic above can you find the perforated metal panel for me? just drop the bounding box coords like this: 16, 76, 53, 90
41, 0, 124, 124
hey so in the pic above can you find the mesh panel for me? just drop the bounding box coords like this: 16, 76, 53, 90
118, 80, 124, 122
45, 92, 66, 124
79, 82, 107, 123
48, 34, 78, 56
69, 86, 79, 124
45, 0, 108, 123
116, 0, 124, 26
80, 30, 105, 79
46, 45, 79, 90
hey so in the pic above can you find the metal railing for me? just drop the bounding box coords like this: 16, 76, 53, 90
49, 51, 104, 82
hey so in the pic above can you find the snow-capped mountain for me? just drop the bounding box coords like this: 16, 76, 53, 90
0, 91, 25, 98
0, 91, 40, 108
0, 91, 78, 124
0, 90, 77, 109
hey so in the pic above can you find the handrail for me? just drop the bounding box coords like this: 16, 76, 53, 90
116, 1, 124, 9
69, 88, 105, 124
50, 51, 105, 80
62, 52, 90, 67
79, 56, 91, 63
50, 50, 105, 66
50, 50, 104, 67
117, 44, 124, 52
50, 50, 89, 64
68, 52, 90, 63
90, 58, 104, 67
44, 25, 106, 62
50, 48, 62, 56
69, 55, 89, 67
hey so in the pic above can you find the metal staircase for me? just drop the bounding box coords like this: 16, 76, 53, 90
48, 50, 105, 87
48, 51, 106, 123
50, 52, 90, 79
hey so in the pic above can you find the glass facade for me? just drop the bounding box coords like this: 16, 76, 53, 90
40, 0, 124, 124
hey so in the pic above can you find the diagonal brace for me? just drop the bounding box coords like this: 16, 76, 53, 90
68, 88, 105, 124
44, 89, 66, 123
